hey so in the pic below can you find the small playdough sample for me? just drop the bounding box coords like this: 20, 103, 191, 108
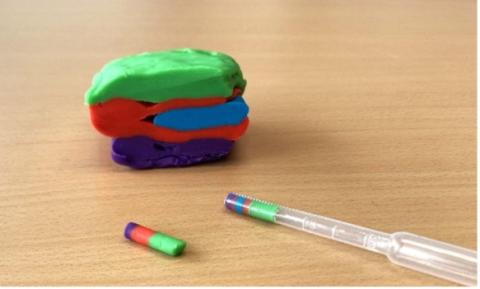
85, 48, 249, 168
124, 222, 186, 256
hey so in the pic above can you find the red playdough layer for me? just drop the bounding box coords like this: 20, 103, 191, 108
130, 225, 155, 246
89, 88, 248, 142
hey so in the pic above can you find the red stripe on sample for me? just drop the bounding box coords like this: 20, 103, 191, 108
130, 225, 155, 246
242, 199, 251, 215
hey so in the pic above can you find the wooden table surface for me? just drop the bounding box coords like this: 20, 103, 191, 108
0, 0, 476, 286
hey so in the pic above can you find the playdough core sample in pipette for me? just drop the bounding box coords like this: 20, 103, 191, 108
224, 192, 477, 286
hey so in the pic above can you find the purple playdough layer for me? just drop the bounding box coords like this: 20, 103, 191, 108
111, 136, 234, 169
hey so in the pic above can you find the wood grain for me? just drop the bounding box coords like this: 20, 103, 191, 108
0, 0, 475, 286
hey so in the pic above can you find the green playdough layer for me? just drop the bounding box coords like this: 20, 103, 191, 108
249, 200, 279, 223
148, 232, 186, 257
85, 48, 247, 105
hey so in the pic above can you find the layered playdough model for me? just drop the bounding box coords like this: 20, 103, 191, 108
85, 48, 249, 168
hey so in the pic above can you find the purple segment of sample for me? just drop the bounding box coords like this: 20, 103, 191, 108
224, 192, 237, 211
124, 222, 137, 240
111, 136, 235, 169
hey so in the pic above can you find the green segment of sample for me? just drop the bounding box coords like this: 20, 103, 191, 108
85, 48, 247, 105
248, 199, 280, 223
148, 232, 186, 257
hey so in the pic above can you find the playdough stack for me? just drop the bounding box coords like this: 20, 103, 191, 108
85, 48, 249, 169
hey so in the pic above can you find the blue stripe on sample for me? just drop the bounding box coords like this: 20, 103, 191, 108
235, 196, 246, 214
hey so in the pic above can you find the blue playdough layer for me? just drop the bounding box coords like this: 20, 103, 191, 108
153, 96, 249, 131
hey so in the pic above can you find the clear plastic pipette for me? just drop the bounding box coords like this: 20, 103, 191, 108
224, 192, 477, 286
